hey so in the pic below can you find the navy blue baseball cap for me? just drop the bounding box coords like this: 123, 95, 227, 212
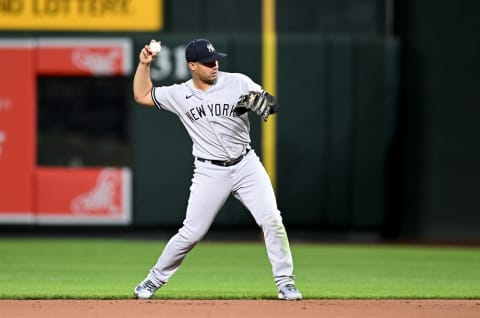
185, 39, 227, 63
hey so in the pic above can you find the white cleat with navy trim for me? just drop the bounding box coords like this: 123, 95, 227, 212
278, 284, 303, 300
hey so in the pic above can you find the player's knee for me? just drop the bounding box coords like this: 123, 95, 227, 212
178, 225, 207, 244
259, 211, 284, 232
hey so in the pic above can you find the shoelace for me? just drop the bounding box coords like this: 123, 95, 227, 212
283, 284, 295, 290
142, 280, 158, 292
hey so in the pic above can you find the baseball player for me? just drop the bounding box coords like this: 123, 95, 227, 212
132, 38, 302, 300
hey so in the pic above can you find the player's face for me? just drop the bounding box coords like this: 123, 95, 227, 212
192, 60, 219, 85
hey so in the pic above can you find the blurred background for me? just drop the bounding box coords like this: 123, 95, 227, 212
0, 0, 479, 243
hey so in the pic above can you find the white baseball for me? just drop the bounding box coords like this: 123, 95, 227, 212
149, 41, 162, 53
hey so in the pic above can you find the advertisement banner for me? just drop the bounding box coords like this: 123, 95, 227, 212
0, 38, 133, 225
37, 38, 133, 76
0, 41, 36, 223
0, 0, 163, 31
35, 167, 132, 224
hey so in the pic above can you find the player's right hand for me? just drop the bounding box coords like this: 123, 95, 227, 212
139, 40, 160, 65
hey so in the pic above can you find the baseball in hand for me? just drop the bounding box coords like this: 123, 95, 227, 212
149, 41, 162, 53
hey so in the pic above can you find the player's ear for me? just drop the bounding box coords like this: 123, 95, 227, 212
188, 62, 196, 71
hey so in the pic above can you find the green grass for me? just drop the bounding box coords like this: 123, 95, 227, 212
0, 238, 479, 299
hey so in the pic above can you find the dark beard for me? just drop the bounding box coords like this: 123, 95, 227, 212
201, 78, 216, 85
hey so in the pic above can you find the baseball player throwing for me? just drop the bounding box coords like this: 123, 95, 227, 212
133, 38, 302, 300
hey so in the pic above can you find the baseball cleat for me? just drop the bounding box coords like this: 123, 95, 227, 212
134, 279, 160, 299
278, 284, 303, 300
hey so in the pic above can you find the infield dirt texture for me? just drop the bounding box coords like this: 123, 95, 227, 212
2, 299, 480, 318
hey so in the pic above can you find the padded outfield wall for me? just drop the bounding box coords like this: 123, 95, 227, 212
2, 0, 478, 242
0, 0, 401, 237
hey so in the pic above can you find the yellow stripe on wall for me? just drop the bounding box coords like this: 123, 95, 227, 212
262, 0, 277, 189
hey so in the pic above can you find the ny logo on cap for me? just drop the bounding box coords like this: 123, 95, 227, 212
206, 43, 215, 52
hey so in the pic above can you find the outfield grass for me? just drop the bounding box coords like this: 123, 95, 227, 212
0, 238, 479, 299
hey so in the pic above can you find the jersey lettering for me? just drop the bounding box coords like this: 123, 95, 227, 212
186, 103, 236, 123
196, 105, 207, 118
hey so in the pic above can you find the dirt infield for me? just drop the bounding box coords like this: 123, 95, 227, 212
2, 299, 479, 318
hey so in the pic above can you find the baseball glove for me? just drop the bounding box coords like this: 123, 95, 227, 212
234, 91, 270, 121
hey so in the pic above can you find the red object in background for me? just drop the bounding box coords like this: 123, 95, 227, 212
0, 38, 133, 224
0, 41, 36, 222
35, 167, 131, 224
37, 38, 132, 76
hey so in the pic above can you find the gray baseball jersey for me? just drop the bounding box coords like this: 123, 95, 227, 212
151, 71, 261, 160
